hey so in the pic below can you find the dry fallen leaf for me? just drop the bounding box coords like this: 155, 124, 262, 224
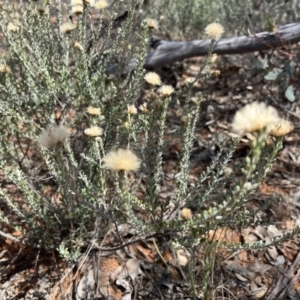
254, 287, 268, 298
235, 272, 248, 282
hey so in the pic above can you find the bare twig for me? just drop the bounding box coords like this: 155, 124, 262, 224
92, 231, 176, 251
0, 230, 22, 243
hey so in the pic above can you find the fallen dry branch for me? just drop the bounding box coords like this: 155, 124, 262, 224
107, 22, 300, 73
145, 22, 300, 68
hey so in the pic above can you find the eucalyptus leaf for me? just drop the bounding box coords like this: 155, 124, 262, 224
264, 68, 283, 81
284, 61, 294, 77
285, 85, 296, 102
252, 57, 268, 69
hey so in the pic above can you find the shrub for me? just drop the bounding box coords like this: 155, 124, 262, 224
0, 0, 298, 298
142, 0, 300, 39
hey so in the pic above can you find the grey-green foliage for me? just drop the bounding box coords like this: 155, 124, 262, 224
0, 1, 299, 298
0, 0, 148, 251
143, 0, 300, 40
142, 0, 221, 40
0, 1, 296, 285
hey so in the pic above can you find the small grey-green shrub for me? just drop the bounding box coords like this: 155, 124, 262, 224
0, 0, 298, 298
142, 0, 300, 39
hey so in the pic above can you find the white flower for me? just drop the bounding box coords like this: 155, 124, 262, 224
0, 64, 11, 74
60, 22, 77, 34
94, 0, 108, 10
144, 18, 159, 30
39, 126, 70, 149
7, 22, 18, 32
232, 102, 280, 135
71, 5, 83, 15
103, 148, 140, 171
184, 77, 195, 85
144, 72, 161, 86
127, 104, 137, 115
71, 0, 83, 5
268, 119, 294, 137
84, 126, 103, 137
85, 0, 95, 5
139, 103, 148, 113
158, 85, 174, 97
204, 22, 224, 39
87, 106, 101, 116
